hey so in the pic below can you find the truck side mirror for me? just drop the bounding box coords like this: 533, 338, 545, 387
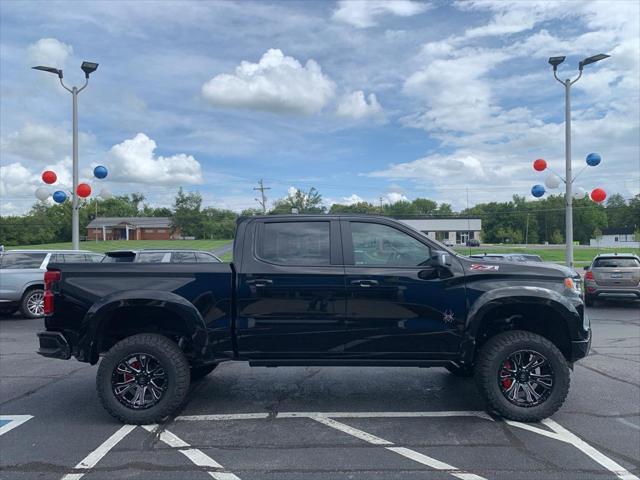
431, 250, 452, 268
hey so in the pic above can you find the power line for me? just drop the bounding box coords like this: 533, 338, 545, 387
253, 179, 271, 214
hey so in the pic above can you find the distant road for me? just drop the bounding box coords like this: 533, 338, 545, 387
211, 242, 233, 257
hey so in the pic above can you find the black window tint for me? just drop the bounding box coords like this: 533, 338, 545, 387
0, 252, 47, 269
138, 252, 167, 263
196, 252, 218, 263
172, 251, 197, 263
259, 222, 330, 265
351, 222, 431, 267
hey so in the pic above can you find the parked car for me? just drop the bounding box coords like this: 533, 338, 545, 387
583, 253, 640, 306
38, 215, 589, 424
102, 249, 222, 263
466, 238, 480, 247
0, 250, 104, 318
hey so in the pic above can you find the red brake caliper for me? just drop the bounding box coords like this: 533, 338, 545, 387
124, 360, 140, 383
501, 360, 513, 389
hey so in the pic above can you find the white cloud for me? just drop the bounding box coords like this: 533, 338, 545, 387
341, 193, 365, 205
27, 38, 73, 67
108, 133, 203, 185
382, 192, 409, 204
333, 0, 430, 28
336, 90, 384, 120
201, 49, 335, 115
0, 162, 38, 197
1, 123, 73, 163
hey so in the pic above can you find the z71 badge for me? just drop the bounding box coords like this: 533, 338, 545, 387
470, 264, 500, 271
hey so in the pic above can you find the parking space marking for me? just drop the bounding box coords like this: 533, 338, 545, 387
143, 425, 241, 480
617, 418, 640, 431
0, 415, 33, 436
506, 418, 639, 480
176, 410, 492, 421
61, 424, 136, 480
311, 416, 486, 480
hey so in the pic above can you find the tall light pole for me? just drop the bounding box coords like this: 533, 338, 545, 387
548, 54, 609, 267
33, 61, 99, 250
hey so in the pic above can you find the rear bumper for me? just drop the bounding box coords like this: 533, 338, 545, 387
37, 331, 71, 360
587, 289, 640, 299
570, 328, 592, 362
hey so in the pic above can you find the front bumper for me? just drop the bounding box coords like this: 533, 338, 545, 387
570, 328, 592, 362
37, 331, 71, 360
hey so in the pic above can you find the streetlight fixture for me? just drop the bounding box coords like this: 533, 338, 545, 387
32, 61, 99, 250
548, 53, 609, 268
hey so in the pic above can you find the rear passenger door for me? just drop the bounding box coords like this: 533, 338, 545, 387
236, 219, 347, 358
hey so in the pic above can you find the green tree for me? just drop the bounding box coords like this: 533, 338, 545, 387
270, 187, 326, 214
172, 187, 203, 237
412, 198, 437, 215
329, 202, 378, 214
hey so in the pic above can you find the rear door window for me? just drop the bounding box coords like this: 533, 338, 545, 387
0, 252, 47, 269
172, 251, 197, 263
258, 221, 331, 266
196, 252, 219, 263
138, 252, 168, 263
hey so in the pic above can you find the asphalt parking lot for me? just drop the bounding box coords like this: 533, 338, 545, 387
1, 302, 638, 480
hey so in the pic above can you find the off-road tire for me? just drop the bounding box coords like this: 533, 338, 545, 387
475, 330, 570, 422
445, 362, 474, 377
190, 364, 217, 381
20, 287, 44, 319
96, 333, 190, 424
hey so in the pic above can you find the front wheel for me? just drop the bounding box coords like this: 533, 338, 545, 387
96, 333, 190, 424
475, 330, 570, 422
20, 288, 44, 318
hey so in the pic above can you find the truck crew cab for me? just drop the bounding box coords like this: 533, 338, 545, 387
38, 215, 590, 424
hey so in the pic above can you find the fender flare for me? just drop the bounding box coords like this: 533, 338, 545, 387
461, 286, 582, 363
77, 289, 208, 364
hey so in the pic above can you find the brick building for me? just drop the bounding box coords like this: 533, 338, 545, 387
86, 217, 179, 241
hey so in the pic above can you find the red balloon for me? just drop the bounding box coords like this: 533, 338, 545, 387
590, 188, 606, 203
42, 170, 57, 184
76, 183, 92, 198
533, 159, 547, 172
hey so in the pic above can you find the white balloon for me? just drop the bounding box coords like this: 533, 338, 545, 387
99, 188, 112, 200
35, 186, 51, 201
544, 174, 561, 189
573, 187, 586, 199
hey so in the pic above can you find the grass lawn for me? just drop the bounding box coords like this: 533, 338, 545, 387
453, 245, 639, 265
6, 239, 232, 254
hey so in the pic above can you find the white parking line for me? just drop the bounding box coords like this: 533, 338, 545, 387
61, 424, 136, 480
311, 416, 487, 480
0, 415, 33, 436
506, 418, 639, 480
176, 410, 492, 421
143, 425, 242, 480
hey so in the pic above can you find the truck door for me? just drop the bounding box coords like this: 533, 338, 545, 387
341, 219, 466, 359
236, 218, 347, 358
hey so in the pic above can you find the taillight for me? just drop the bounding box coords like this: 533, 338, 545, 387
44, 270, 61, 315
585, 270, 594, 280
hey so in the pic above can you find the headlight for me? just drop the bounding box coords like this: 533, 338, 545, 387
564, 277, 582, 294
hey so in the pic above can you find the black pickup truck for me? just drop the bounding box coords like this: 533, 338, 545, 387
38, 215, 590, 424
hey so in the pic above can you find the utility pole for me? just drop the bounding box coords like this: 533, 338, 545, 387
253, 179, 271, 214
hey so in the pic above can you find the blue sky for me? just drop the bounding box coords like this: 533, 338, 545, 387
1, 0, 638, 214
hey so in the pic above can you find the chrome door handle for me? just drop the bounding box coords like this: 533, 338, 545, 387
246, 279, 273, 287
350, 279, 379, 287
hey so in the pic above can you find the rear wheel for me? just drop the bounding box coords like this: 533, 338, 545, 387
475, 330, 570, 422
584, 294, 595, 307
97, 333, 190, 424
20, 288, 44, 318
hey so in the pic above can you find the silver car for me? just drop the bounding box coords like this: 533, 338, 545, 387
0, 250, 104, 318
101, 249, 221, 263
584, 253, 640, 306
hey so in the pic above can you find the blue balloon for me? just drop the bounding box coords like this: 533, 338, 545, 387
93, 165, 108, 179
586, 153, 601, 166
531, 184, 545, 198
52, 190, 67, 203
